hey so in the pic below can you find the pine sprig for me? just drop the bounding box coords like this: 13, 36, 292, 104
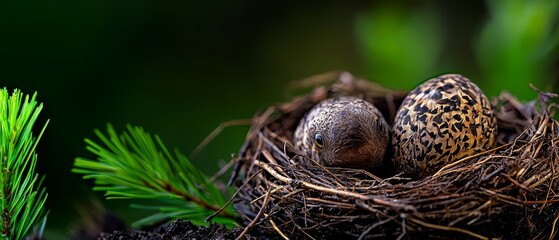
0, 88, 49, 240
73, 124, 238, 227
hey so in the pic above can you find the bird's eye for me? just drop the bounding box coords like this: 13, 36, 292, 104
314, 133, 324, 148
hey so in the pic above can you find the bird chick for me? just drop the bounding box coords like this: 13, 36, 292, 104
293, 96, 389, 170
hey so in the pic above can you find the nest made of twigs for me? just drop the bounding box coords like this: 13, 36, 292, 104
232, 71, 559, 239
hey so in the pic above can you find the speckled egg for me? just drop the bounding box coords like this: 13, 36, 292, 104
391, 74, 497, 178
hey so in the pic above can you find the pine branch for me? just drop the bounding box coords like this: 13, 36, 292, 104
0, 88, 49, 240
73, 124, 239, 227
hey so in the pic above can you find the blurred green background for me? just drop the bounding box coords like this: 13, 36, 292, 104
1, 0, 558, 238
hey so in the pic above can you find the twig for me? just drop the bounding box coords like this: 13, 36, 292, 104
408, 217, 489, 240
295, 223, 317, 240
433, 143, 510, 177
251, 186, 283, 205
282, 189, 304, 199
228, 141, 250, 186
236, 187, 272, 240
500, 173, 531, 192
253, 160, 416, 211
396, 216, 407, 240
481, 188, 523, 206
524, 199, 559, 204
254, 159, 366, 197
208, 156, 239, 184
262, 149, 289, 177
304, 198, 356, 209
190, 119, 252, 158
310, 159, 344, 188
358, 215, 398, 240
286, 70, 342, 90
529, 172, 552, 189
549, 212, 559, 240
205, 169, 262, 222
269, 218, 289, 240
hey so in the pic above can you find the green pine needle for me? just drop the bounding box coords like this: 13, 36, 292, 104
0, 88, 49, 240
73, 124, 239, 228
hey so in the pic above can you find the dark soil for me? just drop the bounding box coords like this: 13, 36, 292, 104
97, 219, 247, 240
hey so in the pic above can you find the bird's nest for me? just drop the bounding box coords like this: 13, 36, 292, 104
231, 71, 559, 239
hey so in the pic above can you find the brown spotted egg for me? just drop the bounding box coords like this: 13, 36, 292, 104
391, 74, 497, 178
